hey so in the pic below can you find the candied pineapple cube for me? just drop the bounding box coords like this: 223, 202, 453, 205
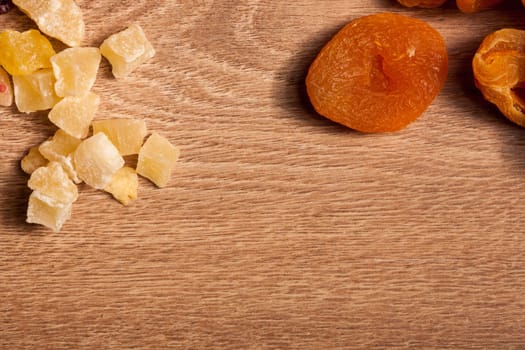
28, 161, 78, 207
137, 133, 180, 188
73, 132, 125, 189
13, 69, 60, 113
13, 0, 85, 47
26, 192, 72, 232
39, 129, 81, 183
51, 47, 101, 97
48, 92, 100, 139
0, 29, 55, 75
100, 24, 155, 80
104, 167, 138, 205
21, 146, 48, 174
92, 118, 147, 155
0, 66, 13, 107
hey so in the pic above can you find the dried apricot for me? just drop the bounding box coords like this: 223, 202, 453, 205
473, 28, 525, 127
456, 0, 504, 12
0, 29, 55, 76
306, 13, 448, 132
397, 0, 447, 8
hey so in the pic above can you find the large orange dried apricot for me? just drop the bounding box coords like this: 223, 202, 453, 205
306, 13, 448, 133
456, 0, 504, 13
473, 28, 525, 127
397, 0, 447, 8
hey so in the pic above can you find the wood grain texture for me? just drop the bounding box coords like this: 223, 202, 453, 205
1, 0, 525, 348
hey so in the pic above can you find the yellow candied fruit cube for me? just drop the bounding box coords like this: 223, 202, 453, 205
100, 24, 155, 80
92, 118, 147, 156
0, 29, 55, 76
73, 132, 125, 189
13, 0, 85, 47
48, 92, 100, 139
21, 146, 48, 174
0, 66, 13, 107
26, 192, 72, 232
39, 129, 81, 183
13, 68, 60, 113
28, 161, 78, 207
104, 167, 138, 206
51, 47, 101, 97
137, 132, 180, 188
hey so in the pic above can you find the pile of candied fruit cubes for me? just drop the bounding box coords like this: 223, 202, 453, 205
0, 0, 180, 232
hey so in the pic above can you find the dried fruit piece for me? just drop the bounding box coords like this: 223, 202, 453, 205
28, 161, 78, 207
104, 167, 138, 205
26, 192, 72, 232
21, 146, 48, 174
48, 92, 100, 139
397, 0, 447, 8
39, 129, 81, 183
306, 13, 448, 132
100, 24, 156, 80
51, 47, 101, 97
73, 132, 125, 189
0, 29, 55, 76
0, 0, 14, 14
0, 66, 13, 106
13, 69, 60, 113
12, 0, 85, 47
456, 0, 504, 12
92, 118, 147, 156
473, 28, 525, 127
137, 133, 180, 188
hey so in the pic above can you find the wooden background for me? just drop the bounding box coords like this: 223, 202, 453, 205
1, 0, 525, 348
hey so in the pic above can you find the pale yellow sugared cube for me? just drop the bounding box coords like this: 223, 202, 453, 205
21, 146, 48, 174
51, 47, 101, 97
13, 69, 60, 113
104, 166, 138, 205
92, 118, 147, 156
73, 132, 125, 189
26, 192, 72, 232
137, 133, 180, 188
39, 129, 81, 183
13, 0, 85, 47
100, 24, 155, 80
28, 161, 78, 207
48, 92, 100, 139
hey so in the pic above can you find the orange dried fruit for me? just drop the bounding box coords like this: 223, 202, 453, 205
306, 13, 448, 132
0, 29, 55, 75
456, 0, 504, 12
397, 0, 447, 8
473, 28, 525, 127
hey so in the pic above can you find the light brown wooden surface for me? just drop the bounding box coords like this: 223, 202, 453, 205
1, 0, 525, 348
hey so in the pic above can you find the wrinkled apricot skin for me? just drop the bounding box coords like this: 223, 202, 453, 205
397, 0, 447, 8
456, 0, 504, 13
306, 13, 448, 133
473, 29, 525, 127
